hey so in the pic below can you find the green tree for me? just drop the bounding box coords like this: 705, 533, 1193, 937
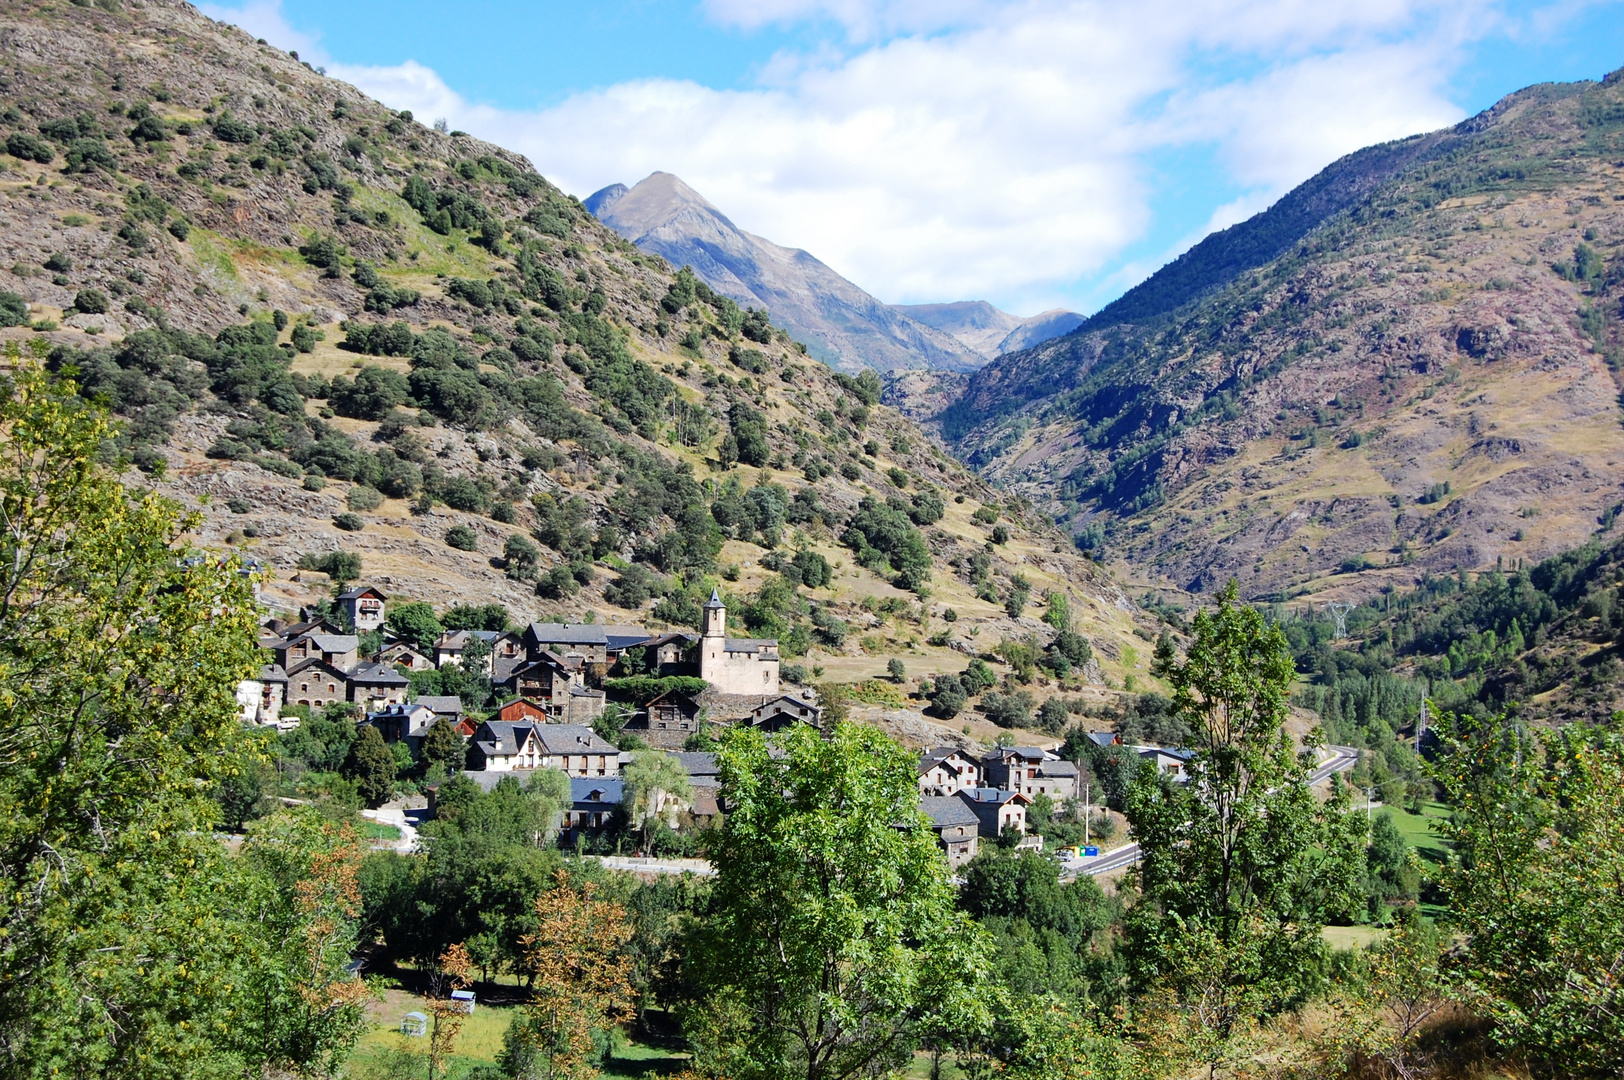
621, 750, 693, 850
0, 366, 372, 1076
347, 725, 398, 806
687, 722, 991, 1080
1123, 583, 1363, 1072
387, 599, 445, 653
421, 717, 465, 775
1428, 710, 1624, 1073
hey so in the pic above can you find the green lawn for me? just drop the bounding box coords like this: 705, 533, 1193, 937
362, 821, 402, 842
350, 988, 688, 1079
1377, 801, 1453, 871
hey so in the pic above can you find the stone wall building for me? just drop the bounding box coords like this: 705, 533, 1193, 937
698, 590, 779, 696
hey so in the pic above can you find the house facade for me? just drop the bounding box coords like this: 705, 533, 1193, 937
918, 747, 982, 796
618, 691, 703, 749
747, 694, 820, 732
469, 721, 619, 776
983, 746, 1079, 801
337, 586, 387, 633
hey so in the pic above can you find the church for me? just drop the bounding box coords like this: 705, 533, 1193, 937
699, 589, 780, 696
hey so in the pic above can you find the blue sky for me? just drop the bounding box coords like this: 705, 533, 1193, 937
207, 0, 1624, 316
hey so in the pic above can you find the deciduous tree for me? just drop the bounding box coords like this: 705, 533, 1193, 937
1123, 583, 1363, 1074
687, 722, 991, 1080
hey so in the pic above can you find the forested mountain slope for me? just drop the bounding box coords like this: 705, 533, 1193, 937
0, 0, 1150, 699
937, 73, 1624, 601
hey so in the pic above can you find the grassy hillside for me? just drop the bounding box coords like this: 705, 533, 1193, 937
0, 0, 1153, 738
932, 71, 1624, 602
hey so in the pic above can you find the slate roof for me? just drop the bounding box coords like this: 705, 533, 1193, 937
259, 663, 288, 684
570, 777, 624, 808
416, 695, 464, 715
475, 721, 616, 758
1087, 731, 1122, 747
526, 623, 608, 646
704, 588, 725, 610
921, 796, 981, 829
672, 752, 719, 780
919, 746, 978, 777
986, 745, 1050, 764
337, 586, 387, 600
1037, 760, 1080, 778
960, 787, 1028, 806
602, 625, 654, 651
723, 637, 775, 654
307, 633, 359, 655
350, 662, 410, 687
533, 724, 615, 754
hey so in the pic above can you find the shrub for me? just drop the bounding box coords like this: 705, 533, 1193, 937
211, 111, 257, 144
0, 293, 28, 327
991, 523, 1011, 545
333, 512, 365, 532
226, 497, 252, 514
71, 288, 109, 315
347, 486, 384, 511
502, 534, 540, 579
168, 218, 191, 241
445, 524, 479, 550
5, 132, 53, 163
329, 365, 409, 420
1036, 697, 1069, 735
603, 675, 708, 704
982, 689, 1035, 728
928, 674, 967, 719
435, 476, 488, 514
296, 550, 362, 583
64, 138, 116, 174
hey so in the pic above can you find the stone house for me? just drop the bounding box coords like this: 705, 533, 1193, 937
348, 661, 410, 710
746, 694, 821, 732
957, 787, 1032, 842
277, 631, 358, 674
617, 691, 703, 749
921, 796, 981, 868
379, 643, 435, 671
565, 778, 624, 836
286, 658, 352, 710
523, 623, 609, 667
365, 701, 438, 751
983, 746, 1080, 801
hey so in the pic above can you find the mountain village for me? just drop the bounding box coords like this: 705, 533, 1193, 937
239, 584, 1192, 863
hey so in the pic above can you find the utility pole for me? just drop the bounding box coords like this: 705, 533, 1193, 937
1083, 776, 1090, 846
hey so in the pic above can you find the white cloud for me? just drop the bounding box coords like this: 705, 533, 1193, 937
198, 0, 327, 63
210, 0, 1530, 312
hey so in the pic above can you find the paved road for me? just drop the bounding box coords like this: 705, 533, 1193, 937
1078, 744, 1361, 877
1310, 744, 1361, 785
592, 855, 716, 876
362, 806, 422, 854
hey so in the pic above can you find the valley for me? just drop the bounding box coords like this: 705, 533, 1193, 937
1, 3, 1622, 1079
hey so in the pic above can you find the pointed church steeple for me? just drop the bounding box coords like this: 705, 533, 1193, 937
702, 588, 726, 638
